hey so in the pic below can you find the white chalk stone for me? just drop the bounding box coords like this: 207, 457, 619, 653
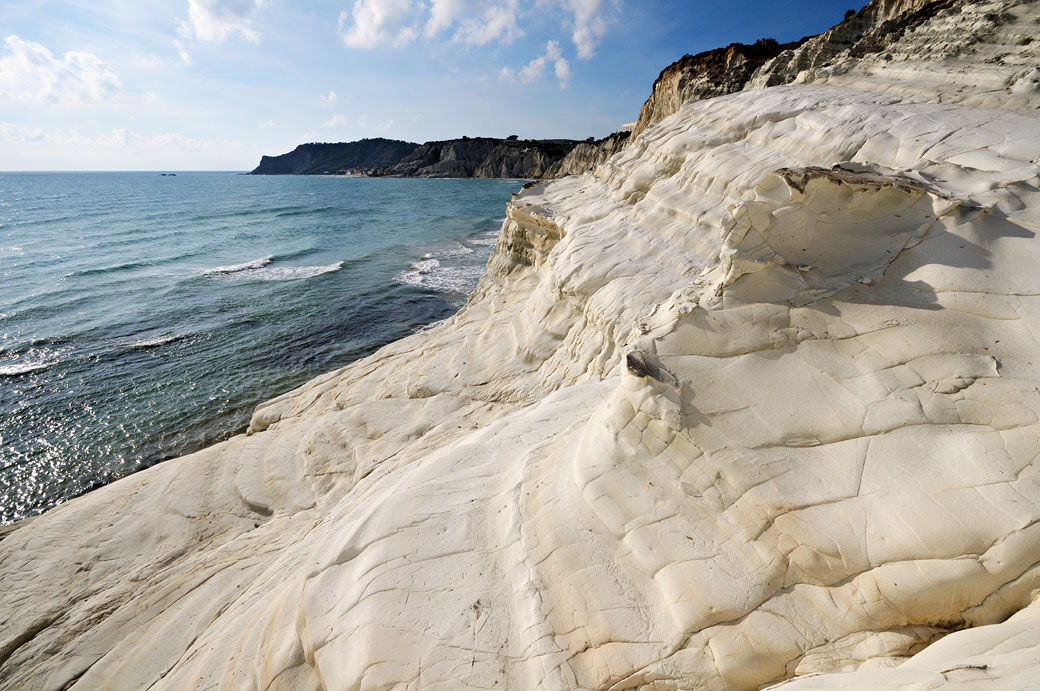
1, 1, 1039, 688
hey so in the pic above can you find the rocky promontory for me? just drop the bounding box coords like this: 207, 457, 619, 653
251, 136, 583, 178
249, 138, 419, 175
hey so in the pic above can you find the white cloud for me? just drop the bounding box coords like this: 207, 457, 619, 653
554, 56, 571, 87
257, 119, 276, 129
338, 0, 614, 55
323, 114, 350, 127
426, 0, 521, 46
555, 0, 614, 59
0, 35, 122, 105
339, 0, 418, 49
569, 0, 608, 59
178, 0, 266, 44
320, 91, 338, 107
341, 0, 521, 50
515, 40, 569, 88
176, 42, 193, 65
425, 0, 465, 36
0, 121, 45, 142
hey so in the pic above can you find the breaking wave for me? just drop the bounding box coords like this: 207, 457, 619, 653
395, 257, 486, 295
202, 255, 274, 275
130, 333, 190, 349
467, 230, 500, 247
0, 353, 64, 378
202, 256, 343, 282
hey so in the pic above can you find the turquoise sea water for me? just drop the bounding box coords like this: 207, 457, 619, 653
0, 172, 520, 524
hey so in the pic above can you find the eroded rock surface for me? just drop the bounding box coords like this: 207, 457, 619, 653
603, 0, 1040, 173
629, 38, 813, 139
2, 3, 1040, 689
544, 131, 632, 178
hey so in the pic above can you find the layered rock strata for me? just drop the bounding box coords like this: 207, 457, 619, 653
623, 0, 1039, 157
749, 0, 1040, 114
384, 137, 580, 178
629, 38, 812, 139
3, 0, 1040, 688
543, 130, 632, 178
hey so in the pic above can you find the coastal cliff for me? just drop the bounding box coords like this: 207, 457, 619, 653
251, 136, 582, 178
575, 0, 1039, 175
3, 0, 1040, 689
387, 137, 580, 178
629, 37, 813, 138
250, 138, 419, 175
543, 130, 631, 178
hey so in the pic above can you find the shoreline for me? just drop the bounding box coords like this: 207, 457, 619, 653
0, 175, 517, 526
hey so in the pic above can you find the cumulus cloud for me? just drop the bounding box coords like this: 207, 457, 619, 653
515, 40, 569, 88
320, 91, 338, 107
338, 0, 418, 49
425, 0, 521, 46
0, 35, 122, 105
338, 0, 538, 50
424, 0, 464, 37
337, 0, 614, 63
177, 0, 266, 44
565, 0, 610, 59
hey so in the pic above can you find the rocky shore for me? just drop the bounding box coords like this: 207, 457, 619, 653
3, 0, 1040, 689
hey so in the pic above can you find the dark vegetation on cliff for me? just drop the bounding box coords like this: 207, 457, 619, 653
251, 136, 582, 178
374, 137, 582, 178
629, 37, 815, 137
250, 138, 419, 175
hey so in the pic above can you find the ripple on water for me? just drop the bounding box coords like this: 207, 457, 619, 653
0, 172, 515, 523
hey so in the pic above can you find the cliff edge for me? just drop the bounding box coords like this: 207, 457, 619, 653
569, 0, 1038, 179
250, 138, 419, 175
630, 37, 814, 139
1, 0, 1040, 689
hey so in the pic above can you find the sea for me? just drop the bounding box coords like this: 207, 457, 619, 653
0, 172, 521, 524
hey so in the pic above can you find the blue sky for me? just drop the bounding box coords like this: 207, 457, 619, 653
0, 0, 863, 170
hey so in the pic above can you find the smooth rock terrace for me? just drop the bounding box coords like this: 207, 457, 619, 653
2, 0, 1040, 689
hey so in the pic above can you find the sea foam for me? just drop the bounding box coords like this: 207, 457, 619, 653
202, 257, 343, 282
395, 258, 485, 295
0, 354, 62, 377
202, 255, 274, 275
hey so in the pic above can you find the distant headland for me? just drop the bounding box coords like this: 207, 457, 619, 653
248, 133, 631, 179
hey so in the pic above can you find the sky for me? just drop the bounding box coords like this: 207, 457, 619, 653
0, 0, 865, 170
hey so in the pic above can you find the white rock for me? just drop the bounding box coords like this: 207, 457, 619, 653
2, 13, 1040, 691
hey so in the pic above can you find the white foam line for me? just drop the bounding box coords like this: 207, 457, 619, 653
202, 255, 273, 275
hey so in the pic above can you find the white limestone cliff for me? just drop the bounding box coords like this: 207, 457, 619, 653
630, 0, 1040, 140
2, 1, 1040, 689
